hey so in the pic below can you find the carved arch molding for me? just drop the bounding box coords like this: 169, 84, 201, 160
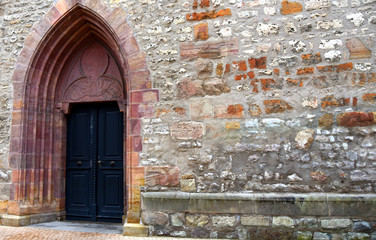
9, 0, 153, 225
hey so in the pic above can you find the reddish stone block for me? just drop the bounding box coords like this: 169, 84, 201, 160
130, 70, 151, 90
130, 119, 141, 135
250, 79, 259, 92
186, 9, 231, 21
203, 78, 230, 95
273, 69, 280, 76
129, 135, 142, 152
214, 104, 244, 118
180, 39, 239, 59
249, 104, 262, 116
247, 71, 255, 79
297, 67, 314, 75
173, 107, 186, 115
170, 122, 204, 140
235, 74, 247, 81
128, 52, 148, 72
337, 112, 374, 127
143, 90, 159, 103
225, 64, 231, 73
301, 53, 322, 64
216, 63, 224, 76
200, 0, 210, 8
260, 78, 277, 91
193, 0, 198, 8
280, 0, 303, 15
346, 38, 372, 59
177, 79, 204, 98
353, 97, 358, 106
194, 23, 209, 41
233, 60, 247, 71
286, 78, 303, 87
127, 152, 140, 167
317, 63, 353, 73
122, 36, 139, 56
248, 57, 267, 69
321, 95, 349, 108
130, 91, 143, 104
54, 0, 69, 15
362, 93, 376, 103
145, 166, 180, 187
155, 108, 171, 118
129, 167, 145, 186
264, 99, 293, 114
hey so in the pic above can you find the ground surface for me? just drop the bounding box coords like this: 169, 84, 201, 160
0, 221, 208, 240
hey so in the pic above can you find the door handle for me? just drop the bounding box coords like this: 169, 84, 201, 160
77, 161, 82, 166
97, 161, 101, 166
110, 161, 115, 167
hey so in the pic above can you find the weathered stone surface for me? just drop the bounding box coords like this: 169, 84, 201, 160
202, 78, 230, 95
194, 23, 209, 41
180, 39, 239, 59
272, 216, 294, 228
145, 166, 180, 186
296, 218, 319, 229
353, 222, 372, 232
195, 59, 213, 75
241, 216, 269, 226
280, 0, 303, 15
346, 38, 372, 59
186, 214, 209, 227
264, 99, 293, 114
347, 232, 370, 240
212, 216, 237, 228
141, 211, 169, 225
177, 79, 204, 99
337, 112, 374, 127
180, 179, 196, 192
321, 219, 352, 229
318, 113, 333, 128
171, 213, 185, 227
295, 129, 315, 150
297, 231, 313, 240
313, 232, 330, 240
170, 122, 204, 140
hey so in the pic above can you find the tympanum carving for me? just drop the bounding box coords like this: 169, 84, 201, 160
63, 42, 123, 103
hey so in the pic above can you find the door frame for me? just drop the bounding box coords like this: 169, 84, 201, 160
8, 2, 158, 226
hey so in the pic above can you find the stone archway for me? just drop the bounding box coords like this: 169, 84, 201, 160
7, 0, 155, 229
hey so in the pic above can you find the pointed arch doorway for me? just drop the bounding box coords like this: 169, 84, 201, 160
64, 40, 124, 222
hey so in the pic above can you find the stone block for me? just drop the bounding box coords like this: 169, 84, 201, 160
264, 99, 293, 114
272, 216, 294, 228
186, 214, 209, 227
297, 231, 313, 240
296, 217, 319, 229
280, 0, 303, 15
241, 216, 269, 226
346, 38, 372, 59
337, 112, 374, 127
321, 219, 352, 229
313, 232, 330, 240
353, 222, 372, 232
141, 211, 168, 226
347, 232, 370, 240
171, 213, 185, 227
194, 23, 209, 41
170, 122, 204, 140
295, 129, 315, 151
212, 216, 237, 228
180, 179, 196, 192
123, 223, 149, 237
214, 104, 244, 118
327, 195, 376, 217
1, 214, 30, 226
180, 39, 239, 59
145, 166, 180, 187
190, 99, 213, 119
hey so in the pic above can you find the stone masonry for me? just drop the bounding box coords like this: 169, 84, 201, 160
0, 0, 376, 239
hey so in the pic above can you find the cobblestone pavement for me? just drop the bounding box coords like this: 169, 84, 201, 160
0, 226, 203, 240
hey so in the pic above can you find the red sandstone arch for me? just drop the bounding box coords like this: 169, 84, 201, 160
9, 0, 155, 224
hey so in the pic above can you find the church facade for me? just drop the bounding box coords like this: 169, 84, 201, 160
0, 0, 375, 239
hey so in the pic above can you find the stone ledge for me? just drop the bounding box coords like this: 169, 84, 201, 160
141, 192, 376, 217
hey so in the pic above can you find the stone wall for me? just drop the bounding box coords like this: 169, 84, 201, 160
108, 0, 376, 195
0, 0, 54, 203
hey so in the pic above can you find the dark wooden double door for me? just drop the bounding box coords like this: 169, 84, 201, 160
66, 102, 124, 222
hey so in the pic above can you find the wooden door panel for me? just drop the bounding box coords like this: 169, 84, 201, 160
66, 102, 123, 222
